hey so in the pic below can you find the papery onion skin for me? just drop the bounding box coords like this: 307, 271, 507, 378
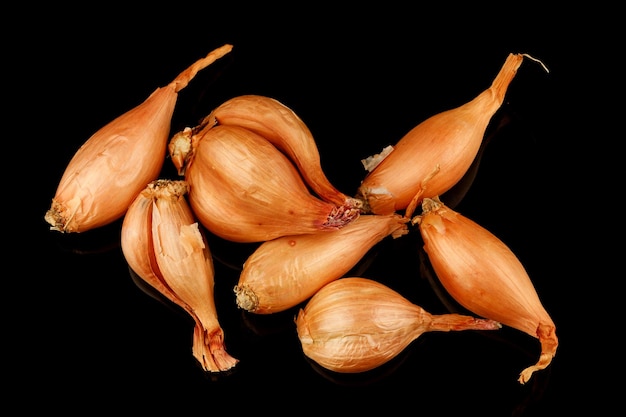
296, 277, 501, 373
203, 94, 361, 210
235, 214, 409, 314
150, 180, 238, 372
356, 53, 526, 216
182, 124, 359, 243
415, 197, 558, 384
122, 182, 191, 312
122, 179, 238, 373
45, 44, 233, 233
45, 86, 176, 233
121, 181, 212, 369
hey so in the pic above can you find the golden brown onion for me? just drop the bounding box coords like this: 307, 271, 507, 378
414, 196, 557, 384
296, 277, 501, 373
176, 124, 359, 242
203, 94, 361, 210
235, 214, 409, 314
121, 179, 238, 373
45, 45, 233, 233
356, 53, 544, 217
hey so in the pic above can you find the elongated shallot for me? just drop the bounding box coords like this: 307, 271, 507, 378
235, 214, 409, 314
414, 197, 558, 383
357, 53, 546, 217
121, 179, 238, 373
45, 45, 233, 233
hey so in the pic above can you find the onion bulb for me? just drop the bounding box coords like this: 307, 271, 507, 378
296, 277, 501, 373
414, 196, 558, 384
121, 179, 238, 373
172, 124, 360, 242
235, 214, 409, 314
202, 94, 362, 210
357, 53, 546, 217
45, 44, 233, 233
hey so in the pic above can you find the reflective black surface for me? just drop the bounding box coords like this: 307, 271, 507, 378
19, 4, 607, 415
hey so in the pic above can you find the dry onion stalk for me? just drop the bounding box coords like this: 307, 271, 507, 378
201, 94, 362, 210
296, 277, 501, 373
169, 124, 360, 243
121, 179, 238, 373
357, 53, 547, 217
45, 44, 233, 233
234, 213, 409, 314
413, 196, 558, 384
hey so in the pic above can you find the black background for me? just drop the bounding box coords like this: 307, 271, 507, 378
11, 3, 613, 415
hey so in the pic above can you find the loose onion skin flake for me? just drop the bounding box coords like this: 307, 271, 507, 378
414, 197, 558, 384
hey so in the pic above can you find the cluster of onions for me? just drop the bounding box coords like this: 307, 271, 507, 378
288, 52, 556, 384
44, 44, 240, 373
313, 53, 555, 384
46, 47, 557, 385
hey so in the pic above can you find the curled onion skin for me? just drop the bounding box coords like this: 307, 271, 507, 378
357, 53, 529, 216
414, 197, 558, 384
182, 124, 359, 243
296, 277, 501, 373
